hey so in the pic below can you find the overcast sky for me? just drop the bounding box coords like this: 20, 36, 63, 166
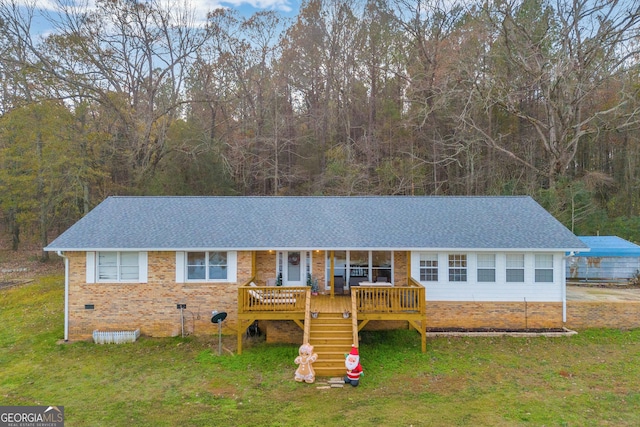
31, 0, 300, 15
24, 0, 300, 34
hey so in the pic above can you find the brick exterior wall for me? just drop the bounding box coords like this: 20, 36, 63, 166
394, 251, 408, 285
65, 250, 327, 341
311, 251, 327, 288
426, 301, 564, 329
65, 249, 640, 342
566, 302, 640, 329
66, 251, 255, 340
253, 251, 327, 286
254, 251, 276, 284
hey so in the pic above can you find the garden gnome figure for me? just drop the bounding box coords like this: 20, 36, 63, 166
344, 345, 363, 387
294, 343, 318, 383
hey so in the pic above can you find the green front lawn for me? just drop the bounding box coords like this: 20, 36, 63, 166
2, 276, 640, 426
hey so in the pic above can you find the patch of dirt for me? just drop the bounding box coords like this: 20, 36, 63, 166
205, 381, 239, 398
567, 285, 640, 301
0, 239, 64, 285
567, 280, 640, 289
0, 279, 33, 290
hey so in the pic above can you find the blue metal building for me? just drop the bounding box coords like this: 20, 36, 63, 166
567, 236, 640, 282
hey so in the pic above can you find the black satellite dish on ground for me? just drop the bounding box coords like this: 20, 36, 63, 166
211, 311, 227, 323
211, 310, 227, 355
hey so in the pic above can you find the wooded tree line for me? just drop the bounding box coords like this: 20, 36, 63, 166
1, 0, 640, 257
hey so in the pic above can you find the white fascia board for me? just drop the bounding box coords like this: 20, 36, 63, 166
46, 247, 163, 252
403, 247, 587, 253
44, 246, 590, 252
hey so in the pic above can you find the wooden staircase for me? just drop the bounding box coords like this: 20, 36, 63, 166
308, 312, 354, 377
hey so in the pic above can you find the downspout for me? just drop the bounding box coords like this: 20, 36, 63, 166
562, 254, 569, 324
57, 251, 69, 341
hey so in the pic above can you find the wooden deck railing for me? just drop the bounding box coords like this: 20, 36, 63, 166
238, 284, 308, 312
353, 281, 425, 314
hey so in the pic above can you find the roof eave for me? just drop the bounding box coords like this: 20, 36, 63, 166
46, 246, 589, 252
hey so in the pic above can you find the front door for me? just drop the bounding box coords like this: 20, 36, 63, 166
284, 251, 305, 286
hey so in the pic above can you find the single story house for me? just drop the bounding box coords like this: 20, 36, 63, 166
45, 196, 587, 375
567, 236, 640, 283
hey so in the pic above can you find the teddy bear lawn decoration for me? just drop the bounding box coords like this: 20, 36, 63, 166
294, 343, 318, 383
344, 345, 363, 387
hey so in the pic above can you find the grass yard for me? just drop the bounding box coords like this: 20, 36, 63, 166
2, 275, 640, 426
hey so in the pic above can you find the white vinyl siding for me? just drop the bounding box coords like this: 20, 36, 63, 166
412, 252, 563, 302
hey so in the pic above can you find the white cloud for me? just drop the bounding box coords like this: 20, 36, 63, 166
16, 0, 59, 11
215, 0, 294, 13
25, 0, 295, 15
172, 0, 297, 27
18, 0, 297, 35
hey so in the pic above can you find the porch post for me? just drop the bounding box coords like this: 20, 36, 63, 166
330, 250, 335, 299
251, 251, 257, 279
237, 286, 244, 355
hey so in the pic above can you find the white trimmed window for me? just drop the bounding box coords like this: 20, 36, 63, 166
372, 251, 392, 282
175, 251, 237, 283
477, 254, 496, 282
326, 251, 394, 285
419, 253, 438, 282
535, 254, 554, 282
448, 254, 467, 282
187, 251, 229, 281
93, 251, 147, 283
506, 254, 525, 282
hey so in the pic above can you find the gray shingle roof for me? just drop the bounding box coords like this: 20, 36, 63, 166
44, 196, 588, 251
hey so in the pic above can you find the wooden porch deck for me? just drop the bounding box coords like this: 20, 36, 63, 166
310, 295, 351, 313
236, 279, 427, 355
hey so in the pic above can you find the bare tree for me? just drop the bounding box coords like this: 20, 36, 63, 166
466, 0, 640, 188
0, 0, 210, 185
390, 0, 471, 194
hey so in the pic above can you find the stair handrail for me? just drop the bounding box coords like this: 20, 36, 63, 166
351, 291, 359, 347
302, 287, 311, 344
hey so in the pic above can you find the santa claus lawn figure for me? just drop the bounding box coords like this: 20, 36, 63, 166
344, 345, 363, 387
